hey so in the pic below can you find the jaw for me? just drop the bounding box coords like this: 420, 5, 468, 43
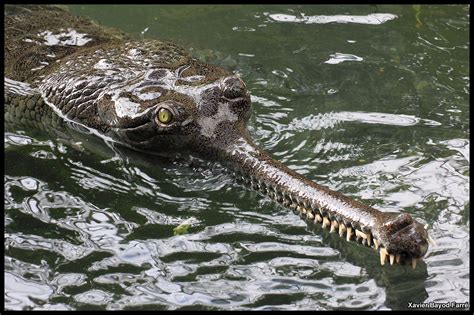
212, 134, 430, 268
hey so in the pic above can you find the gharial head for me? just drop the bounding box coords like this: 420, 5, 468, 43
97, 62, 252, 158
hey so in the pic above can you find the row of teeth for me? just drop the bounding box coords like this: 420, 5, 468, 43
239, 175, 422, 269
293, 205, 419, 269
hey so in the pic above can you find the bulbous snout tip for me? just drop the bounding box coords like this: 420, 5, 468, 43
386, 220, 430, 259
377, 212, 430, 259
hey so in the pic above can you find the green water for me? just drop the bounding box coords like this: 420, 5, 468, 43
4, 5, 469, 310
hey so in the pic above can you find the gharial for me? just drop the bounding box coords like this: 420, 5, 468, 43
4, 5, 435, 268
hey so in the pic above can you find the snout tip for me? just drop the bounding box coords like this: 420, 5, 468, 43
393, 221, 430, 258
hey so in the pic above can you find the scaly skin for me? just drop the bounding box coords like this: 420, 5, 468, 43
4, 5, 431, 267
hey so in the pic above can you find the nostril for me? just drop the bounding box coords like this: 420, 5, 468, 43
222, 77, 247, 99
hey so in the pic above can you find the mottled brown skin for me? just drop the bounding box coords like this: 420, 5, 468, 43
4, 5, 429, 264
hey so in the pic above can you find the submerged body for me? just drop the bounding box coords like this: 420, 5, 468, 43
4, 5, 431, 267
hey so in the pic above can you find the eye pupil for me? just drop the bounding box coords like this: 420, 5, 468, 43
158, 108, 172, 124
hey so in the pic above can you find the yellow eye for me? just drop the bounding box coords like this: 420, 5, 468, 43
157, 108, 172, 124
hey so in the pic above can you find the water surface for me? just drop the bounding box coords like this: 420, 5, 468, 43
4, 4, 470, 310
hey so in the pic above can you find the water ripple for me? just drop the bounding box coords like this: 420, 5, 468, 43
324, 53, 364, 65
282, 111, 441, 133
266, 13, 398, 25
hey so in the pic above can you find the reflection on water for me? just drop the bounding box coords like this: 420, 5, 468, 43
266, 12, 398, 25
281, 111, 441, 132
4, 4, 469, 310
324, 53, 364, 64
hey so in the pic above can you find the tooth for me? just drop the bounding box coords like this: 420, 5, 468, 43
355, 230, 367, 239
411, 258, 418, 269
380, 248, 388, 265
300, 206, 307, 215
306, 211, 314, 220
338, 223, 346, 237
322, 217, 330, 229
346, 227, 352, 242
395, 254, 401, 264
389, 254, 395, 265
315, 214, 322, 223
428, 235, 436, 246
330, 220, 338, 233
373, 239, 380, 250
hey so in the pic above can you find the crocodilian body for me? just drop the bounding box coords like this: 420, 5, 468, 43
4, 5, 432, 268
